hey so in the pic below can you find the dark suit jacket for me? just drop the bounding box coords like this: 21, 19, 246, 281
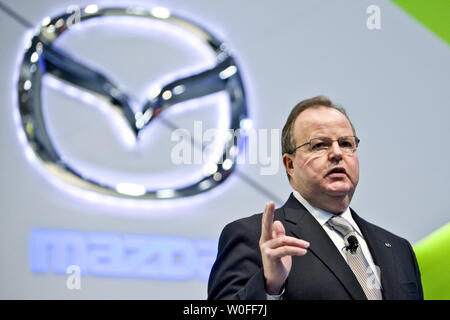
208, 193, 423, 300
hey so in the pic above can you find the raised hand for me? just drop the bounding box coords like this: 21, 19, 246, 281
259, 201, 310, 295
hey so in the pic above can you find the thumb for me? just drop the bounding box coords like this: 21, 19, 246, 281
272, 220, 286, 239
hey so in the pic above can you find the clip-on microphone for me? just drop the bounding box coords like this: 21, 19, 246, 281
346, 235, 359, 254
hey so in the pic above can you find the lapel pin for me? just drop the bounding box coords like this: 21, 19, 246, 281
385, 242, 391, 248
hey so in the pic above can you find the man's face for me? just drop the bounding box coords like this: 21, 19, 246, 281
283, 106, 359, 213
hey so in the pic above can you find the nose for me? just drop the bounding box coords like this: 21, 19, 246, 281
328, 140, 343, 162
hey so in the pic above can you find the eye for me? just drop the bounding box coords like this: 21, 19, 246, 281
341, 141, 352, 147
339, 138, 355, 149
310, 140, 328, 151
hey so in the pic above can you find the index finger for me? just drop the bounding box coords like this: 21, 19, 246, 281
260, 201, 275, 242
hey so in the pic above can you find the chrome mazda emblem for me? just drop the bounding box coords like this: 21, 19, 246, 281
16, 5, 248, 200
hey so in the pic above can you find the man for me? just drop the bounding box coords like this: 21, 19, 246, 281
208, 96, 423, 300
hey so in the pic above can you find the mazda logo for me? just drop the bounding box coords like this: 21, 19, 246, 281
17, 5, 248, 200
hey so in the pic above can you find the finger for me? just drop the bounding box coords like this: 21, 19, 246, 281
272, 220, 286, 239
260, 201, 275, 242
265, 246, 308, 259
264, 236, 310, 250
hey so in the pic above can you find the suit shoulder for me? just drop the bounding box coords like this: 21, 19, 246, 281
219, 213, 262, 244
358, 216, 411, 246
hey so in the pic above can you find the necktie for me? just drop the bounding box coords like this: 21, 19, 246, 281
326, 215, 382, 300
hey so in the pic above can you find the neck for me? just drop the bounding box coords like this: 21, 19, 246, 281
295, 190, 350, 214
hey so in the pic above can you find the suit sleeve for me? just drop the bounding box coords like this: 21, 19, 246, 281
405, 239, 424, 300
207, 217, 268, 300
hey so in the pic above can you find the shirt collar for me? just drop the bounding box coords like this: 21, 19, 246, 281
292, 190, 362, 236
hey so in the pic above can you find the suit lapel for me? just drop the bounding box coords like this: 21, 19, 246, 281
351, 211, 399, 300
281, 194, 367, 300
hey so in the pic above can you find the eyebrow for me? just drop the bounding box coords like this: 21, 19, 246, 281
308, 135, 352, 140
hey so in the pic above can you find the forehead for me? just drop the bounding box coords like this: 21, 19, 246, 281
293, 106, 353, 141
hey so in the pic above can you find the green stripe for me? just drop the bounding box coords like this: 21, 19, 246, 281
392, 0, 450, 45
413, 223, 450, 300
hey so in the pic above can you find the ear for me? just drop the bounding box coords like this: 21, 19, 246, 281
282, 153, 294, 178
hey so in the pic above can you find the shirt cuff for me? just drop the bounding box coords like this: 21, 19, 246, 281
265, 287, 285, 300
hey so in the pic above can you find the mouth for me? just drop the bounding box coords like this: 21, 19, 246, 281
326, 167, 347, 177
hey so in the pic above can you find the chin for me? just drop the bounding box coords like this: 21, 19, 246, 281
325, 184, 352, 195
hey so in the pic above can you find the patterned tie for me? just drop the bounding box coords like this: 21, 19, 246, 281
326, 215, 382, 300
